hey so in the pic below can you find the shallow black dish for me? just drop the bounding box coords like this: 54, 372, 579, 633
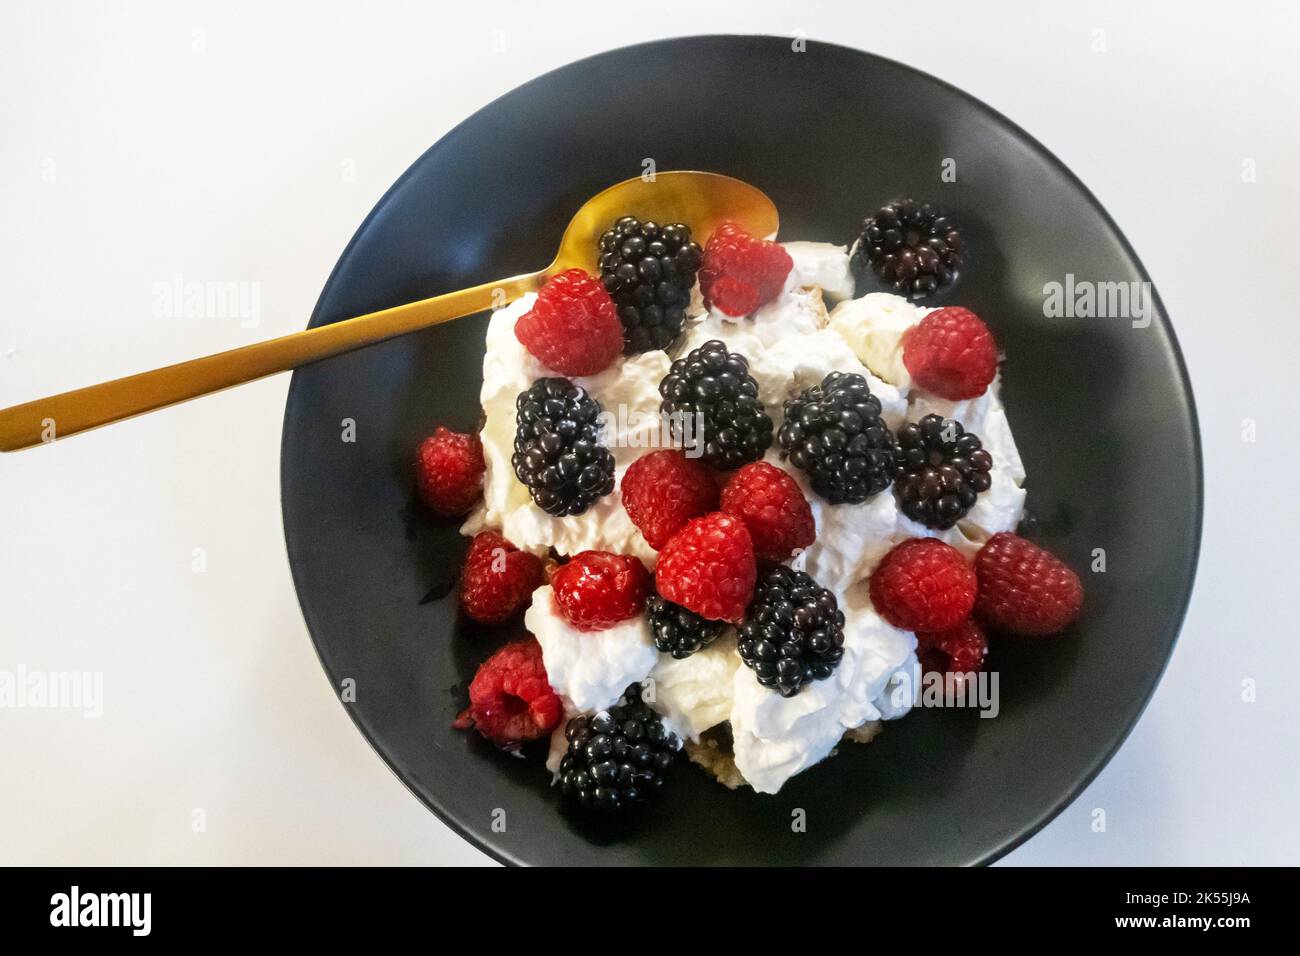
281, 36, 1200, 865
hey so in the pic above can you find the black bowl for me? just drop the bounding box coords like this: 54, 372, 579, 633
281, 36, 1200, 865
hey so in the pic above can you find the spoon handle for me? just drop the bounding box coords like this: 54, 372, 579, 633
0, 271, 544, 452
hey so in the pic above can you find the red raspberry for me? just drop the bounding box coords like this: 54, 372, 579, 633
514, 268, 623, 376
655, 512, 756, 624
698, 221, 793, 317
902, 306, 998, 400
917, 618, 988, 681
452, 637, 563, 750
459, 531, 544, 625
974, 532, 1084, 636
869, 537, 977, 632
551, 551, 651, 631
621, 449, 719, 550
415, 427, 485, 517
719, 461, 815, 562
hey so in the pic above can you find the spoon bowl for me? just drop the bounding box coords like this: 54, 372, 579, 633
549, 170, 778, 274
0, 170, 776, 452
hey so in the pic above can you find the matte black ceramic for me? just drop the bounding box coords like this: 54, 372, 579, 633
281, 36, 1201, 865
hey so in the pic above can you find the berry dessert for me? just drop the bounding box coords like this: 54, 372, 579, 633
425, 201, 1083, 810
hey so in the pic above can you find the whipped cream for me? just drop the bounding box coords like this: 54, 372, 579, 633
525, 585, 657, 715
775, 447, 901, 592
783, 241, 856, 301
647, 631, 740, 741
828, 292, 928, 390
730, 582, 916, 794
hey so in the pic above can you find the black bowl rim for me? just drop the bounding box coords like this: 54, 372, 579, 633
280, 34, 1203, 867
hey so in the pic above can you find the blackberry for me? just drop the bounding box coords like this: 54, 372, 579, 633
894, 413, 993, 529
598, 217, 702, 354
558, 682, 679, 813
850, 199, 963, 299
646, 593, 725, 660
778, 372, 895, 504
737, 566, 845, 698
512, 377, 615, 517
659, 339, 773, 469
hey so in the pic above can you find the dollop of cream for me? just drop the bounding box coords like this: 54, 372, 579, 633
828, 292, 929, 389
525, 585, 657, 716
783, 241, 856, 301
647, 631, 740, 741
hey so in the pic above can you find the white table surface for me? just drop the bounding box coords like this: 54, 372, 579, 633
2, 0, 1297, 866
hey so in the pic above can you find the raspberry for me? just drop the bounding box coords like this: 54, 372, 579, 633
551, 551, 651, 631
514, 269, 623, 376
453, 637, 563, 750
698, 221, 793, 317
974, 532, 1084, 636
917, 618, 988, 681
415, 427, 485, 517
655, 512, 756, 624
902, 306, 998, 400
869, 537, 977, 632
459, 531, 544, 625
621, 449, 719, 550
719, 461, 815, 562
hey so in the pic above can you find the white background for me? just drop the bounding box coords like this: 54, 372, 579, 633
2, 1, 1297, 866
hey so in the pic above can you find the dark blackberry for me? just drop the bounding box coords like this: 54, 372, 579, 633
659, 339, 773, 469
894, 413, 994, 529
598, 217, 702, 354
558, 682, 679, 813
646, 593, 725, 660
850, 199, 963, 299
512, 377, 615, 517
737, 565, 845, 698
778, 371, 895, 504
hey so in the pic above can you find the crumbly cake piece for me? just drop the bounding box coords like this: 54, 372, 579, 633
686, 720, 884, 790
843, 721, 883, 745
685, 725, 747, 790
800, 284, 830, 327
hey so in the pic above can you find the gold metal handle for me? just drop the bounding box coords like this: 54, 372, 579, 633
0, 270, 544, 452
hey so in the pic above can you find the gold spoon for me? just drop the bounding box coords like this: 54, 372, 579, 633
0, 170, 778, 452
